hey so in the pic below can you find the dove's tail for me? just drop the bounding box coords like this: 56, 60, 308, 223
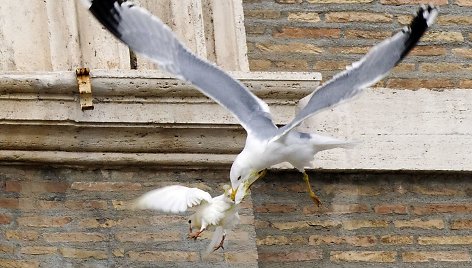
203, 226, 225, 257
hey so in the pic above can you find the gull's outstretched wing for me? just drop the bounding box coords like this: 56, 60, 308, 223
134, 185, 212, 214
84, 0, 277, 138
272, 5, 438, 142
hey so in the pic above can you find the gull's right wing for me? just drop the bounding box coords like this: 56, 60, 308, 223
271, 5, 438, 142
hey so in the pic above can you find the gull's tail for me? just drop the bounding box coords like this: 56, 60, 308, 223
310, 133, 359, 152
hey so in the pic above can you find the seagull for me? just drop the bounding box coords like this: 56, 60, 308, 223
84, 0, 438, 205
134, 184, 239, 253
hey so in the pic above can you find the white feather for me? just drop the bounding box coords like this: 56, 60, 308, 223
134, 185, 212, 213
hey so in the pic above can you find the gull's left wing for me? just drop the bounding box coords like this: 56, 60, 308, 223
272, 5, 438, 142
83, 0, 277, 139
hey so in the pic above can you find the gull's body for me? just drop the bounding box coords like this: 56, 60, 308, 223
85, 0, 438, 204
134, 185, 239, 253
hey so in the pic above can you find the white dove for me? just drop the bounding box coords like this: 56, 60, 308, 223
134, 185, 239, 253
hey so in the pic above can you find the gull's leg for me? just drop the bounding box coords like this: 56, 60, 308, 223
188, 228, 205, 240
303, 171, 322, 207
213, 233, 226, 252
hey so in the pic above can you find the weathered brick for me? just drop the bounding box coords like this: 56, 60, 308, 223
403, 251, 471, 262
380, 235, 414, 245
245, 25, 266, 34
0, 214, 12, 224
397, 15, 413, 25
20, 246, 57, 255
0, 198, 19, 208
324, 185, 383, 196
327, 46, 370, 54
450, 219, 472, 229
325, 12, 393, 23
288, 12, 320, 22
244, 10, 280, 19
394, 219, 444, 229
273, 27, 341, 39
115, 232, 181, 242
438, 15, 472, 25
423, 31, 464, 43
412, 204, 472, 215
420, 63, 471, 73
71, 182, 141, 191
303, 204, 370, 214
80, 216, 183, 229
127, 251, 199, 262
345, 30, 391, 39
418, 236, 472, 245
255, 43, 322, 54
452, 48, 472, 59
307, 0, 374, 3
259, 249, 323, 262
0, 245, 15, 254
113, 248, 125, 257
224, 251, 258, 264
374, 204, 408, 214
459, 80, 472, 88
0, 259, 39, 268
331, 251, 396, 263
17, 216, 72, 227
276, 0, 302, 3
380, 0, 448, 5
60, 248, 107, 260
65, 200, 108, 210
409, 184, 464, 195
314, 60, 350, 71
271, 220, 340, 230
249, 59, 272, 70
386, 78, 455, 89
255, 203, 297, 213
5, 181, 68, 193
309, 235, 376, 247
342, 220, 389, 230
257, 235, 306, 246
45, 232, 106, 243
274, 60, 308, 70
456, 0, 472, 6
410, 46, 447, 56
5, 230, 39, 241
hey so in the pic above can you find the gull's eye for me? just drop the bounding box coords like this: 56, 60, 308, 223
258, 170, 264, 175
188, 220, 191, 224
237, 176, 241, 181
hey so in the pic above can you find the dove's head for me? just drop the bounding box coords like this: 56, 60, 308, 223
230, 158, 266, 203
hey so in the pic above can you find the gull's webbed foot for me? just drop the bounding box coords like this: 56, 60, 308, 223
213, 234, 226, 252
303, 172, 322, 207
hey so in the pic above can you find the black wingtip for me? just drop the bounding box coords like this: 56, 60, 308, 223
88, 0, 128, 39
400, 4, 438, 59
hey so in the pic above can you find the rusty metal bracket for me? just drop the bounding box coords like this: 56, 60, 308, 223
76, 68, 94, 110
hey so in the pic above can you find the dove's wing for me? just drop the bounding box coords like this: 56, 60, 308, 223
135, 185, 212, 214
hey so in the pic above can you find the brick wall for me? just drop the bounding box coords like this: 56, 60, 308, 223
0, 166, 258, 268
243, 0, 472, 89
253, 171, 472, 267
1, 166, 472, 267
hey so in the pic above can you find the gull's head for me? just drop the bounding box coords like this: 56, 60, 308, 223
230, 159, 266, 203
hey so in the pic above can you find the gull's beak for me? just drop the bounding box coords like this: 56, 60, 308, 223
233, 169, 267, 204
230, 188, 237, 201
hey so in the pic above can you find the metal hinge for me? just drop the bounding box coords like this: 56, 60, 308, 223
76, 68, 94, 110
